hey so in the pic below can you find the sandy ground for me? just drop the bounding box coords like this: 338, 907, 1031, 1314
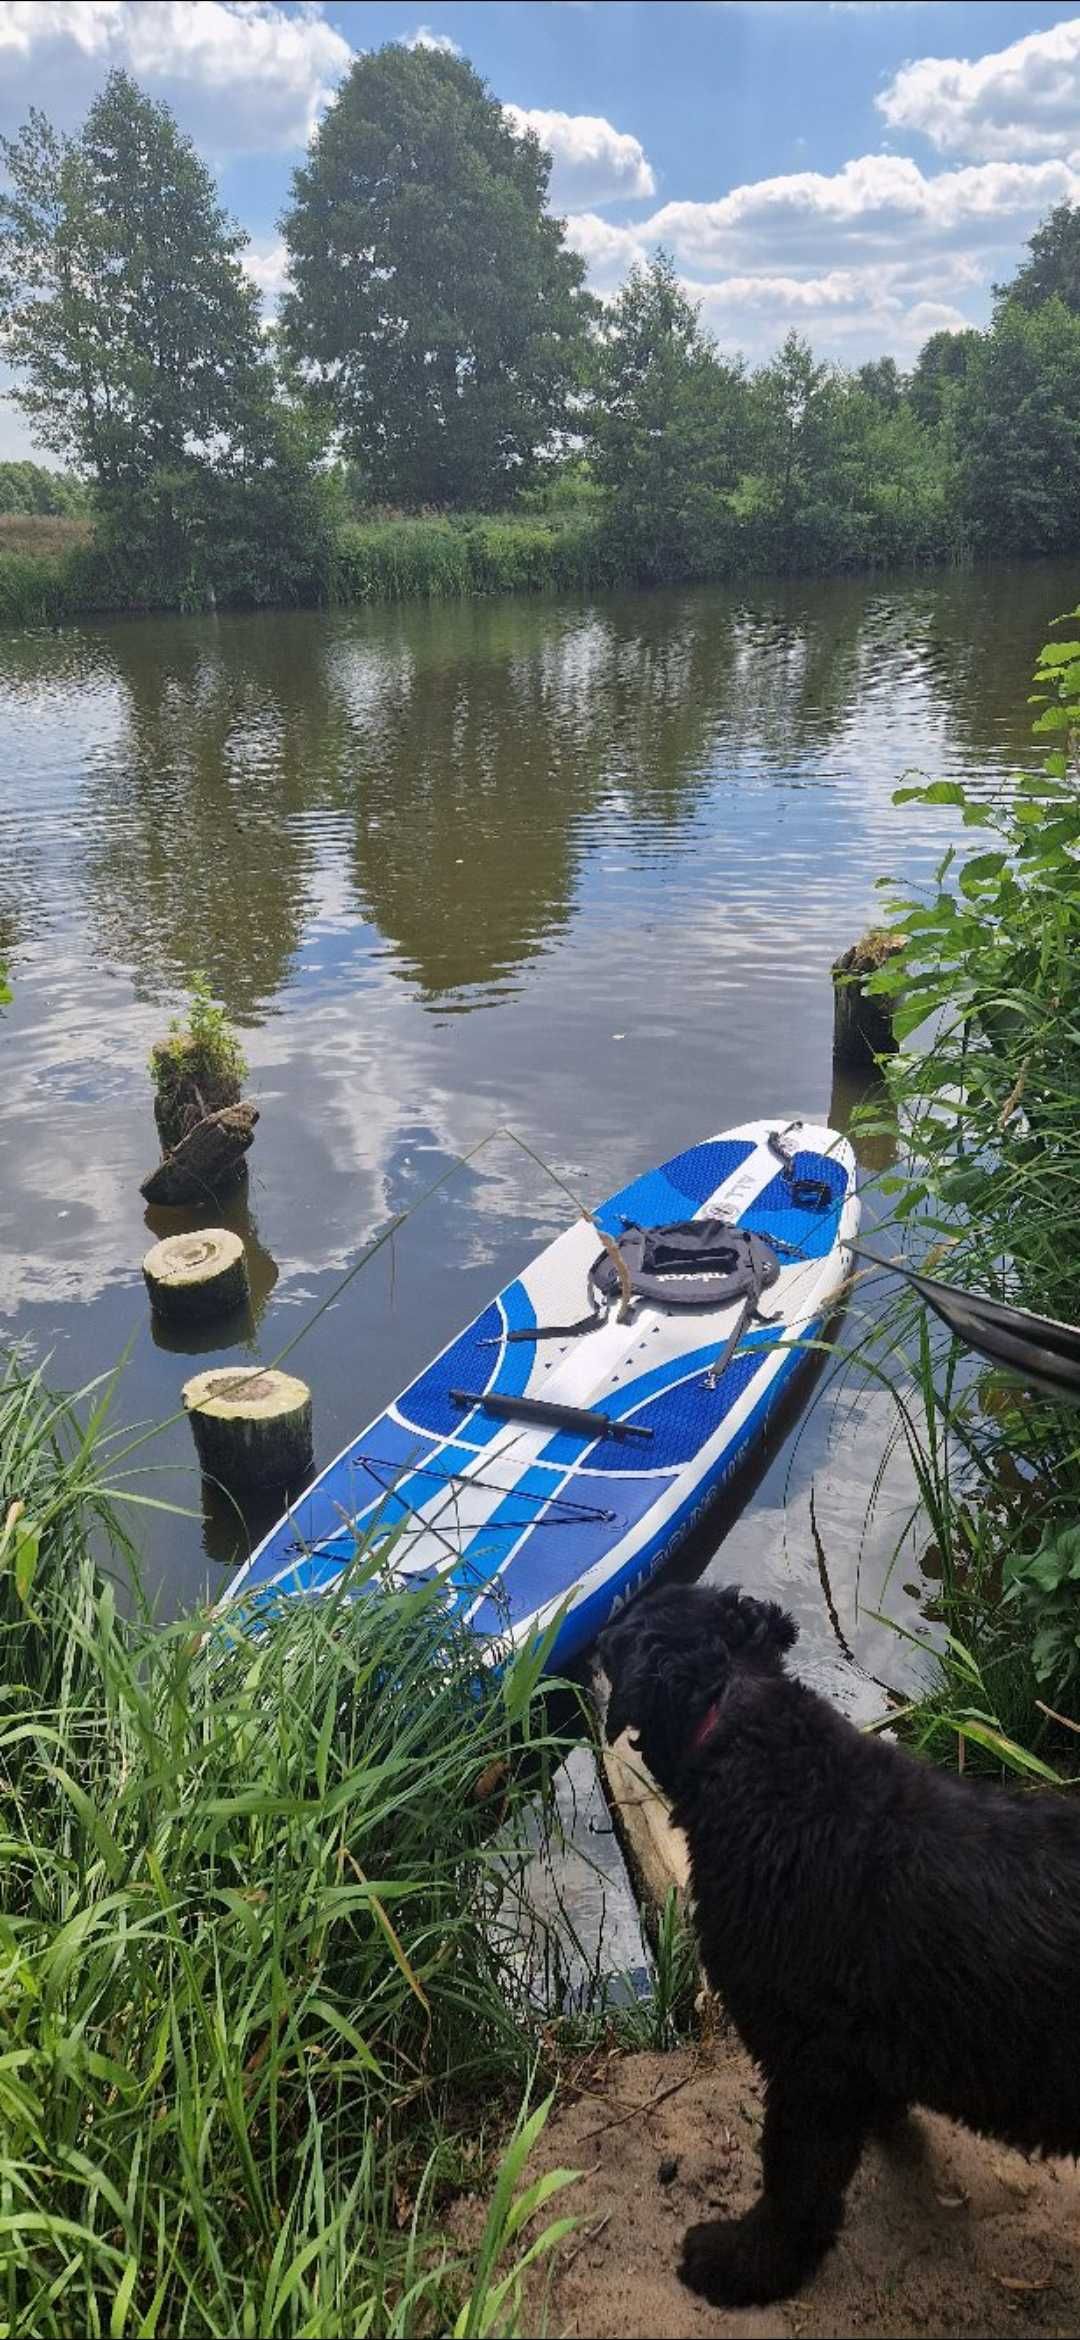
525, 2037, 1080, 2339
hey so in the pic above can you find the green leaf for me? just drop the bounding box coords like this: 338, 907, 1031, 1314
950, 1717, 1064, 1781
958, 852, 1007, 895
111, 2258, 138, 2339
894, 779, 968, 808
13, 1523, 39, 1607
891, 997, 934, 1042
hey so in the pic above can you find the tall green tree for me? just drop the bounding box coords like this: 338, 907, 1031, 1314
586, 252, 749, 581
752, 330, 837, 552
907, 327, 981, 428
857, 356, 903, 412
0, 71, 263, 489
954, 297, 1080, 554
995, 201, 1080, 314
281, 44, 592, 509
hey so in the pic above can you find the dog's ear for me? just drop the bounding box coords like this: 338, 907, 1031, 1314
598, 1606, 733, 1794
710, 1586, 798, 1665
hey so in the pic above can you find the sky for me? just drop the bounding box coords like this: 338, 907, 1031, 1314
3, 0, 1080, 461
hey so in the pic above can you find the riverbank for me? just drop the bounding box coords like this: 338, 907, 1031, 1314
0, 499, 961, 628
524, 2042, 1080, 2339
0, 506, 616, 625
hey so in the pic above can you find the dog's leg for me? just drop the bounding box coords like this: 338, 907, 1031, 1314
679, 2078, 869, 2307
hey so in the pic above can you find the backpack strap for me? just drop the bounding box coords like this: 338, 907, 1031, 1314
486, 1218, 780, 1345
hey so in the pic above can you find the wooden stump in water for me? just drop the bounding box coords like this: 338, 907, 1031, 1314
832, 930, 905, 1070
142, 1229, 249, 1324
140, 1102, 258, 1206
182, 1365, 313, 1494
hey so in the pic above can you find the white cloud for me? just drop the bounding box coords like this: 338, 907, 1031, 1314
566, 148, 1080, 364
243, 236, 290, 307
878, 15, 1080, 162
899, 300, 971, 341
562, 210, 646, 275
401, 24, 462, 56
569, 153, 1078, 296
644, 155, 1080, 271
0, 1, 353, 153
504, 104, 656, 206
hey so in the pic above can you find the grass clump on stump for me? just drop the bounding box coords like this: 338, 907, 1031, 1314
150, 973, 248, 1150
0, 1354, 579, 2338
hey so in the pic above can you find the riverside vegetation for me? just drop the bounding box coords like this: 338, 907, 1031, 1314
857, 619, 1080, 1774
0, 1358, 585, 2338
4, 49, 1080, 621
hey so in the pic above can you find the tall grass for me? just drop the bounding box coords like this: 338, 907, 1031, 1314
0, 547, 70, 626
0, 1360, 580, 2337
332, 509, 615, 604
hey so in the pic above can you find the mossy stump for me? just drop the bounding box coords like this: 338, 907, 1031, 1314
832, 929, 905, 1070
140, 1102, 258, 1206
142, 1229, 249, 1325
182, 1366, 313, 1495
151, 1035, 243, 1153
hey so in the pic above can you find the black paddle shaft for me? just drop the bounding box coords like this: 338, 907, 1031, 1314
851, 1242, 1080, 1403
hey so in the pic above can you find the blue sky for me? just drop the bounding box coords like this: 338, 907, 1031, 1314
4, 2, 1080, 459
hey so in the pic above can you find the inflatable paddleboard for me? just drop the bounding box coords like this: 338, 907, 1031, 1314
225, 1119, 859, 1667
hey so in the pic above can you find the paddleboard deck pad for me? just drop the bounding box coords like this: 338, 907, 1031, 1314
225, 1120, 859, 1667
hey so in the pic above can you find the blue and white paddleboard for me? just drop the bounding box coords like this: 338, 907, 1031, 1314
225, 1120, 859, 1668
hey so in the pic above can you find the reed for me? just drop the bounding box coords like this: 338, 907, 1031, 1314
0, 1359, 580, 2336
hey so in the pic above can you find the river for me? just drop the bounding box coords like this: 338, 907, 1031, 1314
0, 560, 1070, 1680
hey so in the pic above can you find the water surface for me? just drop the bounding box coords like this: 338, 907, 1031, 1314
2, 563, 1071, 1676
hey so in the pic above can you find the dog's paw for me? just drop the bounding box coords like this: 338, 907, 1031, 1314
679, 2216, 792, 2308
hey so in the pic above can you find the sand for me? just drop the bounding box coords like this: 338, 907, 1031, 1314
526, 2036, 1080, 2339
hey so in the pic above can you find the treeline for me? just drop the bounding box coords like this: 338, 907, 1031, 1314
0, 461, 86, 516
2, 47, 1080, 618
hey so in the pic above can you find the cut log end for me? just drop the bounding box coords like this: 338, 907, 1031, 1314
832, 929, 905, 1070
182, 1365, 313, 1494
142, 1228, 249, 1323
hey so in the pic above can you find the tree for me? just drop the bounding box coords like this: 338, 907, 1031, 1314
907, 327, 981, 428
954, 298, 1080, 554
752, 330, 837, 551
0, 459, 85, 513
585, 252, 749, 580
281, 44, 592, 509
995, 201, 1080, 315
0, 72, 264, 489
857, 356, 903, 412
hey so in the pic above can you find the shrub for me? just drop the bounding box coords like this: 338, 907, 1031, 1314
150, 974, 249, 1149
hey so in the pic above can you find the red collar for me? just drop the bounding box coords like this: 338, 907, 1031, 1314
690, 1699, 722, 1754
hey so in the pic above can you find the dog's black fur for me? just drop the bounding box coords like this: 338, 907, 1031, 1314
598, 1582, 1080, 2308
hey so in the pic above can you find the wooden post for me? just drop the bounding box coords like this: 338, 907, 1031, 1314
832, 929, 905, 1070
182, 1366, 313, 1494
143, 1229, 250, 1324
590, 1671, 691, 1918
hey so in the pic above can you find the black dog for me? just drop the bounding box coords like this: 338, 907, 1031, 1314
598, 1582, 1080, 2308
